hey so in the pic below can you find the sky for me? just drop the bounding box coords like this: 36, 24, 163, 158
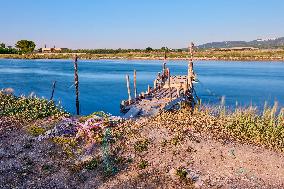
1, 0, 284, 49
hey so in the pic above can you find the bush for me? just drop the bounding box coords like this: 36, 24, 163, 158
27, 125, 46, 136
138, 160, 148, 169
0, 92, 67, 121
134, 139, 150, 152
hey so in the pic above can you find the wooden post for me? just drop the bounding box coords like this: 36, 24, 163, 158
188, 42, 195, 90
185, 77, 189, 92
133, 70, 137, 99
126, 75, 131, 103
154, 79, 157, 89
50, 81, 56, 101
73, 55, 80, 115
162, 62, 166, 78
147, 84, 151, 94
167, 68, 172, 100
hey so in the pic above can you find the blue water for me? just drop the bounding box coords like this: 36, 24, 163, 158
0, 59, 283, 115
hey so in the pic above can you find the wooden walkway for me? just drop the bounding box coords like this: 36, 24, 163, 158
120, 43, 197, 119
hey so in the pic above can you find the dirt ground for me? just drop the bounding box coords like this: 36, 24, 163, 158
1, 115, 284, 189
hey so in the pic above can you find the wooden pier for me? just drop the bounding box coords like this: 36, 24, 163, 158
120, 43, 197, 118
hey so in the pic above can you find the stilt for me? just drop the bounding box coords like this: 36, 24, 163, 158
154, 79, 157, 89
126, 75, 131, 104
162, 63, 166, 78
73, 55, 80, 115
120, 43, 198, 118
167, 68, 172, 100
188, 42, 195, 91
134, 70, 137, 99
50, 81, 56, 101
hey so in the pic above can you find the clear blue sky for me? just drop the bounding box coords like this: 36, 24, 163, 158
1, 0, 284, 49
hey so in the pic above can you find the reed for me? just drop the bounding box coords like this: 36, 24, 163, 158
198, 102, 284, 151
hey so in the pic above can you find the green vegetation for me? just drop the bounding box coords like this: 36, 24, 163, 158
85, 157, 101, 170
52, 136, 77, 147
27, 125, 46, 136
0, 92, 67, 121
52, 136, 78, 157
224, 104, 284, 149
138, 160, 149, 169
134, 139, 150, 153
15, 40, 36, 54
0, 42, 18, 54
156, 103, 284, 152
176, 167, 188, 180
0, 48, 283, 60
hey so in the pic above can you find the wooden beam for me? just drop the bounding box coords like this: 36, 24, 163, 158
167, 68, 172, 100
73, 55, 80, 115
134, 70, 137, 99
50, 81, 56, 101
126, 75, 131, 103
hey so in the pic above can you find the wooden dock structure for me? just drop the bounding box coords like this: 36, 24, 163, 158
120, 43, 197, 118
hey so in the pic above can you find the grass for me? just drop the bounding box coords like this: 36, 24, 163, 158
176, 167, 188, 180
223, 103, 284, 149
0, 49, 283, 60
157, 102, 284, 152
85, 157, 101, 170
134, 139, 150, 153
138, 160, 149, 169
27, 125, 46, 136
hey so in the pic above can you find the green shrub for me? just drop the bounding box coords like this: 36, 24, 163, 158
134, 139, 150, 152
27, 125, 46, 136
176, 167, 188, 180
85, 157, 100, 170
0, 93, 67, 121
138, 160, 148, 169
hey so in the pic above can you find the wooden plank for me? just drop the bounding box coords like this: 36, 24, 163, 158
123, 107, 141, 119
164, 97, 186, 110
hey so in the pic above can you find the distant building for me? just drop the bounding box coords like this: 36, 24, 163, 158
216, 47, 259, 51
41, 47, 68, 53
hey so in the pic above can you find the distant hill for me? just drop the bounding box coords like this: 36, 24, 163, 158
198, 37, 284, 49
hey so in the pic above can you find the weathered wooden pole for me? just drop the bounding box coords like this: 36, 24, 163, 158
167, 68, 172, 100
133, 70, 137, 99
188, 42, 194, 90
162, 62, 166, 78
50, 81, 56, 101
126, 75, 131, 103
147, 84, 151, 94
73, 55, 80, 115
163, 50, 167, 78
154, 79, 157, 89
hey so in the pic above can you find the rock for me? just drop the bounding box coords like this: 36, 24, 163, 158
194, 179, 204, 188
169, 168, 179, 181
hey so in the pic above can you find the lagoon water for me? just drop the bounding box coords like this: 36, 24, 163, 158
0, 59, 284, 115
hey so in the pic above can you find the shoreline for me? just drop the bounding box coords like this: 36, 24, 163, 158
1, 49, 284, 61
1, 55, 284, 62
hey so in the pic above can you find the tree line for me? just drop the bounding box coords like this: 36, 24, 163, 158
0, 40, 36, 54
1, 40, 187, 54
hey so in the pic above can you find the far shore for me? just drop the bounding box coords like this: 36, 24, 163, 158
1, 49, 284, 62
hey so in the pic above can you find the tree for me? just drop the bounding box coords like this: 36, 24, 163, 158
145, 47, 153, 52
0, 43, 5, 48
15, 40, 36, 53
161, 47, 168, 51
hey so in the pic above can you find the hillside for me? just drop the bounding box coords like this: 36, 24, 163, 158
198, 37, 284, 49
1, 93, 284, 188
